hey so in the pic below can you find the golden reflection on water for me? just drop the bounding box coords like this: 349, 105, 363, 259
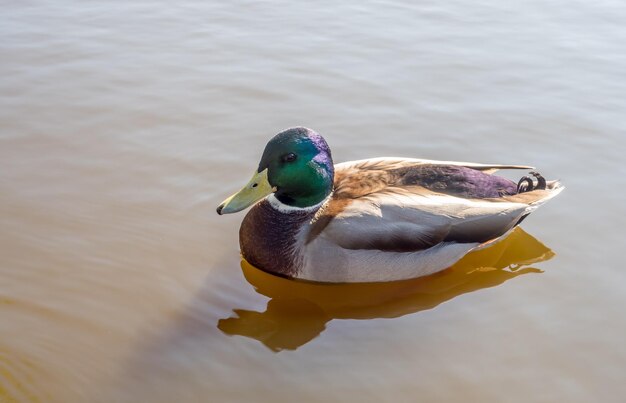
218, 227, 554, 351
0, 349, 46, 403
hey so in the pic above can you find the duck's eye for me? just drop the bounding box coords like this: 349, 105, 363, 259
282, 153, 297, 163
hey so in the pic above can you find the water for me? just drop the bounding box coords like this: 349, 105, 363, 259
2, 1, 625, 402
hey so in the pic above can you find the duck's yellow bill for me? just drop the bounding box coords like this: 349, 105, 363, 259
216, 169, 276, 215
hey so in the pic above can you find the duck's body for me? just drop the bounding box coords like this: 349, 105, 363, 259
218, 128, 563, 283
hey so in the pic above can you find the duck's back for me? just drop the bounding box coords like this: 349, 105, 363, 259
297, 158, 563, 282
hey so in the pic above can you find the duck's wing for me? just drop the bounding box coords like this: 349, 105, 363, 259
333, 158, 525, 200
308, 158, 559, 251
300, 188, 534, 282
335, 157, 534, 175
312, 187, 531, 252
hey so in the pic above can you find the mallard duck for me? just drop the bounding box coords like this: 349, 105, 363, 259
217, 127, 563, 283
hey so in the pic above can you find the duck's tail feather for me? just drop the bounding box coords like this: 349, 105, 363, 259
509, 179, 564, 226
512, 171, 564, 205
494, 173, 563, 217
525, 179, 564, 210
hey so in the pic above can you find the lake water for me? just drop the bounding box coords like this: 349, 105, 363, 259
2, 1, 625, 402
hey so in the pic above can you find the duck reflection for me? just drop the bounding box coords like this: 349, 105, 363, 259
218, 227, 554, 352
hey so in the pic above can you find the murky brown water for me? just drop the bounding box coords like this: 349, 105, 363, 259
2, 1, 626, 402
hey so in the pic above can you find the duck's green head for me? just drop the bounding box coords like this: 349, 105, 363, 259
217, 127, 334, 214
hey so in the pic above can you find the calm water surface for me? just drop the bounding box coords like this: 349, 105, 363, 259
2, 1, 626, 402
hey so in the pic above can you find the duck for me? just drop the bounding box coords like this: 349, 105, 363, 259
216, 127, 563, 283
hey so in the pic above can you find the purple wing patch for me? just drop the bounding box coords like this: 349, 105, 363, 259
393, 165, 518, 198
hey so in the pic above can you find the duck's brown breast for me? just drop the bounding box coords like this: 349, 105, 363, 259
239, 200, 315, 278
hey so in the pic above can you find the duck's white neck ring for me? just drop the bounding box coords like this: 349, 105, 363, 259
266, 193, 330, 214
